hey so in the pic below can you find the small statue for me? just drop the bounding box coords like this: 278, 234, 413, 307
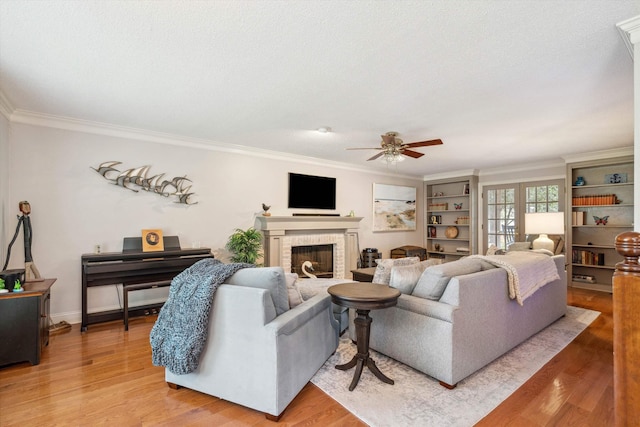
262, 203, 271, 217
13, 279, 23, 292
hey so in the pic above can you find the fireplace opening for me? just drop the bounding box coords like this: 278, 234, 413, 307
291, 244, 334, 278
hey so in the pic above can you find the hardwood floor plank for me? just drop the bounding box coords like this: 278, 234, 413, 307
0, 287, 613, 426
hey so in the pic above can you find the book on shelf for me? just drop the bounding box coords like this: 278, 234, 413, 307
572, 194, 618, 206
572, 274, 596, 284
572, 249, 604, 266
572, 211, 585, 225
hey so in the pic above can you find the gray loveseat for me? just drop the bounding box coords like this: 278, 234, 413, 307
349, 254, 567, 388
165, 267, 339, 420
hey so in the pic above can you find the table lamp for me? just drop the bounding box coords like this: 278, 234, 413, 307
525, 212, 565, 252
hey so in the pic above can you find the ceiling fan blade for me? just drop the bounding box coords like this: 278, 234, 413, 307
403, 139, 443, 148
381, 134, 396, 145
367, 152, 385, 161
346, 147, 383, 150
402, 149, 425, 159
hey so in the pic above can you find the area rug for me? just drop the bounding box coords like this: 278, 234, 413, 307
310, 305, 599, 427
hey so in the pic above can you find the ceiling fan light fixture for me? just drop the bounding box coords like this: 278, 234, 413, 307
316, 127, 331, 133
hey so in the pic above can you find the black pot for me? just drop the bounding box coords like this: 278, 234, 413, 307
0, 269, 26, 292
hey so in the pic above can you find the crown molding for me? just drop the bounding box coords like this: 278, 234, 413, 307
617, 15, 640, 59
422, 169, 478, 181
0, 90, 14, 120
9, 109, 423, 181
561, 146, 634, 164
478, 159, 566, 177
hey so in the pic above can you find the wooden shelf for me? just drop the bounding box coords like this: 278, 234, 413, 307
567, 156, 633, 292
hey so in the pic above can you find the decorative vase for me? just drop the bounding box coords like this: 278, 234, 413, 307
575, 176, 585, 186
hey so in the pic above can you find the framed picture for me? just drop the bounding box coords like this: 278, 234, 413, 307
604, 173, 627, 184
373, 183, 417, 232
428, 226, 437, 238
142, 229, 164, 252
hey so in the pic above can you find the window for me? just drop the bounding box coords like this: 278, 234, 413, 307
483, 180, 564, 252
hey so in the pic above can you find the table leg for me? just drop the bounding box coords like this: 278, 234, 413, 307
335, 308, 394, 390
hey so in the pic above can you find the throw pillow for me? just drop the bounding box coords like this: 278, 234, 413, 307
389, 259, 444, 294
412, 258, 485, 300
285, 273, 304, 308
372, 257, 421, 285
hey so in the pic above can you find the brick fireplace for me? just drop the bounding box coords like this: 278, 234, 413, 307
255, 216, 363, 279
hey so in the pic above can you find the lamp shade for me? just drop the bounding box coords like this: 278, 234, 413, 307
525, 212, 565, 252
525, 212, 565, 235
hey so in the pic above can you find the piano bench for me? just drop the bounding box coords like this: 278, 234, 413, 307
123, 280, 171, 331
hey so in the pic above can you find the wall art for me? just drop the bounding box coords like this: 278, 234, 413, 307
91, 161, 197, 205
373, 183, 417, 232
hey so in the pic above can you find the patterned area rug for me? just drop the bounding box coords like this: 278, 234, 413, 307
311, 305, 599, 427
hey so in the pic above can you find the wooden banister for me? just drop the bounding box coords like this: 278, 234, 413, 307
613, 231, 640, 425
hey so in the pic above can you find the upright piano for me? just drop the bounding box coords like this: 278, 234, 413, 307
81, 236, 213, 331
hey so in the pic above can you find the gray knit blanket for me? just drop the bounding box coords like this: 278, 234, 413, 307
150, 258, 253, 375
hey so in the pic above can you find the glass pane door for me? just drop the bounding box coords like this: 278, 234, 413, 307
484, 185, 518, 251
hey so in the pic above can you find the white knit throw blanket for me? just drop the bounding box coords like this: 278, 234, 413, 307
467, 252, 560, 305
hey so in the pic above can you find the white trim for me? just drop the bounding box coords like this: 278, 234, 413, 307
422, 169, 478, 181
478, 159, 566, 177
0, 91, 14, 120
9, 109, 423, 180
561, 147, 634, 164
617, 15, 640, 59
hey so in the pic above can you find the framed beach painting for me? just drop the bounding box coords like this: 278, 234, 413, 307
373, 183, 417, 232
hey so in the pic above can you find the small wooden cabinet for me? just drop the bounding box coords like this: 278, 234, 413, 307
390, 245, 427, 260
0, 278, 55, 366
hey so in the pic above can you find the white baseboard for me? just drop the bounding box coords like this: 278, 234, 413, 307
50, 297, 167, 326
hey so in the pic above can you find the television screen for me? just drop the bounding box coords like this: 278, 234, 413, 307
288, 173, 336, 210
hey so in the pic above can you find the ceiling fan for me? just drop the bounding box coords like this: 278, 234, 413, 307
347, 132, 443, 162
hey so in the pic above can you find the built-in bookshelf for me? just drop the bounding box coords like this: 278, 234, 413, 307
566, 156, 634, 293
424, 176, 478, 262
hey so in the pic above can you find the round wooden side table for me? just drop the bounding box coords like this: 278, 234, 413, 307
327, 282, 400, 391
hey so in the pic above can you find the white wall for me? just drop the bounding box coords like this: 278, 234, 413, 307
5, 122, 425, 323
0, 113, 10, 267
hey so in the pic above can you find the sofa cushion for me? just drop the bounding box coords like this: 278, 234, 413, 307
285, 273, 304, 308
224, 267, 290, 315
389, 259, 443, 294
508, 242, 532, 252
412, 258, 485, 301
373, 257, 421, 284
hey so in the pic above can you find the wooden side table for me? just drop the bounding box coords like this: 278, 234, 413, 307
0, 278, 56, 366
350, 267, 376, 282
328, 282, 400, 391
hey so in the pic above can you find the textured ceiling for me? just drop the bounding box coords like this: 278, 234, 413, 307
1, 1, 638, 177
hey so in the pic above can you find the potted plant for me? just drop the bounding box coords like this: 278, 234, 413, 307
13, 279, 23, 292
0, 278, 7, 293
226, 227, 263, 265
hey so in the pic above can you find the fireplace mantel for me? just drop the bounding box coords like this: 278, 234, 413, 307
256, 216, 363, 278
256, 216, 363, 232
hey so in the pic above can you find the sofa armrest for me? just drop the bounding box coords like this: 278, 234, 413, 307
266, 293, 338, 336
396, 294, 455, 323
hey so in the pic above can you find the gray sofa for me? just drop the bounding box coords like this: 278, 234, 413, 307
349, 255, 567, 388
165, 267, 340, 420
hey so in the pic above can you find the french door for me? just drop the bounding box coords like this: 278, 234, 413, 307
483, 180, 564, 252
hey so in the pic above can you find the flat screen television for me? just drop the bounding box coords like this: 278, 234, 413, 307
288, 173, 336, 210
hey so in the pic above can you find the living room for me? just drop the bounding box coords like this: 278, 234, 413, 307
1, 1, 640, 425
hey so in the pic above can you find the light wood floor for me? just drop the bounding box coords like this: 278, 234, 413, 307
0, 287, 612, 426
